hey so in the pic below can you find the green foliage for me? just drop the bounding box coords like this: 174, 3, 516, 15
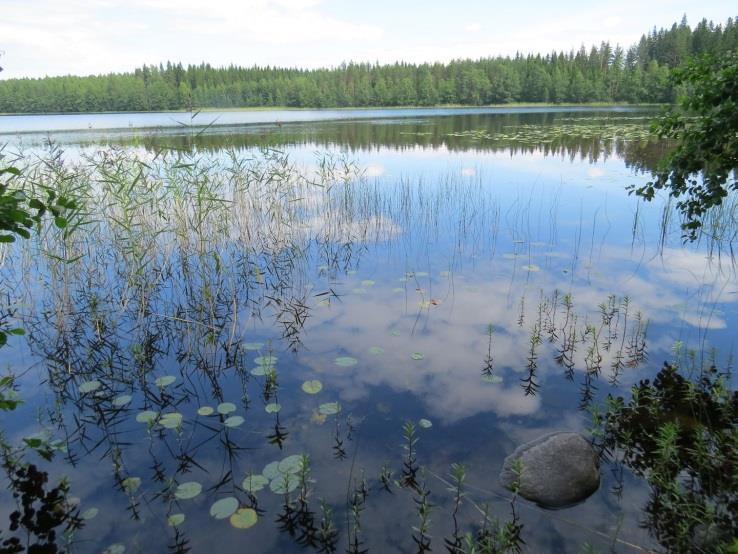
1, 18, 736, 113
630, 50, 738, 238
595, 363, 738, 552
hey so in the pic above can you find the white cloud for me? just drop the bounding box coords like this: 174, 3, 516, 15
464, 23, 482, 33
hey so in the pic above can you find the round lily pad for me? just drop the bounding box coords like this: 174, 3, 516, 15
334, 356, 358, 367
112, 395, 132, 407
418, 418, 433, 429
269, 473, 300, 494
79, 380, 101, 394
224, 415, 245, 428
243, 342, 264, 351
174, 481, 202, 500
135, 410, 158, 424
361, 279, 375, 287
262, 461, 281, 480
250, 366, 274, 376
159, 412, 183, 429
210, 497, 239, 520
482, 374, 503, 384
81, 507, 98, 520
242, 473, 269, 492
301, 380, 322, 394
265, 403, 281, 414
167, 513, 185, 527
254, 355, 278, 366
197, 406, 214, 416
154, 375, 176, 387
411, 352, 424, 360
318, 402, 341, 416
368, 346, 384, 355
278, 455, 304, 474
230, 508, 258, 529
217, 402, 237, 415
122, 477, 141, 494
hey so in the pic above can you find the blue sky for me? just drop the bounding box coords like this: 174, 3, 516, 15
0, 0, 736, 79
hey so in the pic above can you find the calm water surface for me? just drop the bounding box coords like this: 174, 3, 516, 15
1, 108, 735, 553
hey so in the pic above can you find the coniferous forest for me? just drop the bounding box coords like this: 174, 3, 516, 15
1, 16, 737, 113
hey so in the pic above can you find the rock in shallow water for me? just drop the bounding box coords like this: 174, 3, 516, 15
499, 432, 600, 508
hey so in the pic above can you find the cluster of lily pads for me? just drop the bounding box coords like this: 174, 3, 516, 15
445, 123, 652, 143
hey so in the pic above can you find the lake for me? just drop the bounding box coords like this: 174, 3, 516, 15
0, 107, 735, 553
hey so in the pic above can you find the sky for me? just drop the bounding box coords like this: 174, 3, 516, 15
0, 0, 736, 79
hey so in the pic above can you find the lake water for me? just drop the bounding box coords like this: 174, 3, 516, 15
0, 107, 735, 553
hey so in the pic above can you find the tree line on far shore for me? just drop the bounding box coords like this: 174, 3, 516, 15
1, 16, 736, 113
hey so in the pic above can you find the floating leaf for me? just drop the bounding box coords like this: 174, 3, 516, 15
390, 330, 401, 336
210, 497, 239, 520
81, 507, 98, 520
217, 402, 237, 415
262, 461, 281, 480
482, 374, 503, 384
301, 380, 323, 394
174, 481, 202, 500
368, 346, 384, 355
254, 355, 278, 366
269, 473, 300, 494
250, 365, 274, 376
112, 395, 132, 407
242, 473, 269, 493
243, 342, 264, 351
121, 477, 141, 494
361, 279, 375, 287
265, 403, 281, 414
135, 410, 158, 424
278, 455, 304, 474
167, 513, 185, 527
154, 375, 176, 387
522, 264, 540, 272
310, 409, 327, 425
79, 380, 101, 394
224, 416, 245, 428
418, 418, 433, 429
318, 402, 341, 416
411, 352, 424, 360
230, 508, 258, 529
334, 356, 358, 367
160, 412, 183, 429
197, 406, 214, 416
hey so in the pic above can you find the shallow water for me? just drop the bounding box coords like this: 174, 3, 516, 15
0, 107, 735, 553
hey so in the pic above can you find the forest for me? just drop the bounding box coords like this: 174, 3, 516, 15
0, 16, 737, 113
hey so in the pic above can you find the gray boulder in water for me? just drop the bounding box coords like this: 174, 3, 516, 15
499, 432, 600, 508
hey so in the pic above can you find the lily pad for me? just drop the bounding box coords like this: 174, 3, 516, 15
217, 402, 237, 415
269, 473, 300, 494
174, 481, 202, 500
318, 402, 341, 416
135, 410, 158, 424
265, 403, 281, 414
159, 412, 183, 429
243, 342, 264, 351
154, 375, 176, 387
361, 279, 375, 287
197, 406, 214, 416
368, 346, 384, 355
112, 394, 132, 407
121, 477, 141, 494
262, 461, 281, 480
250, 365, 274, 376
482, 374, 503, 384
411, 352, 424, 360
522, 264, 540, 272
81, 507, 98, 520
242, 473, 269, 492
301, 380, 323, 394
334, 356, 358, 367
210, 497, 239, 520
418, 418, 433, 429
254, 355, 278, 366
230, 508, 258, 529
79, 380, 101, 394
278, 455, 304, 474
167, 513, 185, 527
224, 416, 245, 428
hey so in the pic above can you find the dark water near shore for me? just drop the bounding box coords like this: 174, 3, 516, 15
1, 107, 735, 553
